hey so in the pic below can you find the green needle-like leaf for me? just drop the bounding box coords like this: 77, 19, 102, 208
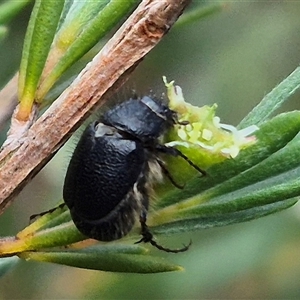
17, 203, 68, 238
152, 199, 297, 235
36, 0, 138, 101
18, 0, 64, 120
21, 244, 182, 273
21, 221, 85, 250
176, 167, 300, 218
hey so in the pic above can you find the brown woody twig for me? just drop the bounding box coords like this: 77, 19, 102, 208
0, 0, 191, 214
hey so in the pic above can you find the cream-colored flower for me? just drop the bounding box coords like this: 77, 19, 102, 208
163, 77, 258, 162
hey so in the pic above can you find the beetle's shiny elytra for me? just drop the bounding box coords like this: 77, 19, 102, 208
63, 123, 145, 241
63, 96, 204, 253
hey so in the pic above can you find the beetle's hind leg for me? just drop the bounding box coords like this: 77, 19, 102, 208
135, 208, 191, 253
30, 203, 66, 223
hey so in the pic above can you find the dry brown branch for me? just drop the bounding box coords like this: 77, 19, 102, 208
0, 0, 191, 214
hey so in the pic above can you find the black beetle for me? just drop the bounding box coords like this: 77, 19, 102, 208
62, 96, 205, 252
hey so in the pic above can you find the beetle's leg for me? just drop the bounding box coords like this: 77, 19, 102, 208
177, 120, 189, 126
155, 158, 184, 189
135, 208, 192, 253
135, 209, 153, 243
30, 203, 66, 223
156, 144, 206, 176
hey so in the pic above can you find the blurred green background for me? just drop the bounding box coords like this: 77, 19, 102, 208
1, 1, 300, 299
